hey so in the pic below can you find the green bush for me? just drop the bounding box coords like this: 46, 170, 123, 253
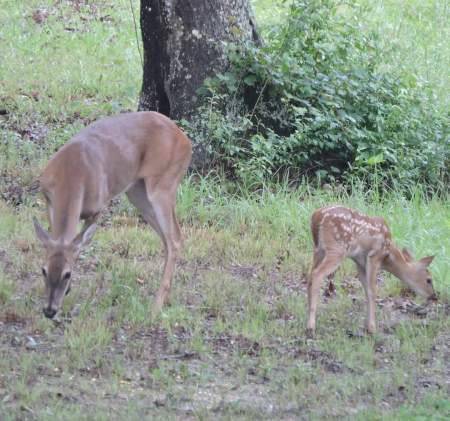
185, 0, 449, 188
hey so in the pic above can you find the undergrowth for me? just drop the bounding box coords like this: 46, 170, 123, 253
185, 0, 449, 188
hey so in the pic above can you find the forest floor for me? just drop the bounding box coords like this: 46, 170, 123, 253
0, 181, 449, 420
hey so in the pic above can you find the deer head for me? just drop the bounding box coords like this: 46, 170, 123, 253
398, 248, 437, 301
33, 218, 96, 318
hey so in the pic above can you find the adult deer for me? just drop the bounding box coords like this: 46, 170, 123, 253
307, 205, 437, 336
33, 111, 192, 319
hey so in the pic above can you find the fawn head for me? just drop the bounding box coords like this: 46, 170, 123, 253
401, 248, 437, 301
33, 218, 96, 318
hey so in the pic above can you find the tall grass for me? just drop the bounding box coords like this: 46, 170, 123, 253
176, 176, 450, 295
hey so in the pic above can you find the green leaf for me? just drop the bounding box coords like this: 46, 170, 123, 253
367, 154, 384, 166
243, 74, 257, 86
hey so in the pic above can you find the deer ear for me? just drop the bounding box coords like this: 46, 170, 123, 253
33, 217, 51, 248
419, 255, 435, 267
72, 223, 97, 251
402, 247, 414, 262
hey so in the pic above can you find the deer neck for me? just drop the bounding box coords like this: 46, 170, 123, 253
382, 245, 413, 284
47, 184, 84, 244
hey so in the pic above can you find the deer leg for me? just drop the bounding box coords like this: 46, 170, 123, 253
126, 180, 181, 314
364, 255, 382, 334
143, 180, 182, 315
126, 180, 161, 235
312, 248, 325, 268
307, 251, 343, 336
148, 196, 181, 314
356, 262, 373, 333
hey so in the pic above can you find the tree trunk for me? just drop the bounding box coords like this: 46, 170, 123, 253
138, 0, 259, 121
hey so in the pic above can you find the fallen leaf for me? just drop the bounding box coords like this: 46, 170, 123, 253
32, 9, 48, 24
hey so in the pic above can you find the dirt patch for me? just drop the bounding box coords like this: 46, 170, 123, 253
212, 333, 261, 356
15, 121, 50, 144
0, 169, 40, 207
0, 311, 28, 326
0, 249, 14, 275
228, 264, 260, 280
290, 347, 354, 374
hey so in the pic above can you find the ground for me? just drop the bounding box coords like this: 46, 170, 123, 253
0, 185, 449, 419
0, 1, 449, 420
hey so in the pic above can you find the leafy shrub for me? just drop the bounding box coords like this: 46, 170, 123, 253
185, 0, 449, 188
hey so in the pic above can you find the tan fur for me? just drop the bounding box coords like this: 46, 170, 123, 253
307, 205, 436, 335
34, 111, 192, 318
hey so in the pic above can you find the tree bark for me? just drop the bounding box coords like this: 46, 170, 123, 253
138, 0, 259, 121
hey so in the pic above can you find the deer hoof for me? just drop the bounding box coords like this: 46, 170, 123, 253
365, 325, 376, 335
306, 327, 315, 339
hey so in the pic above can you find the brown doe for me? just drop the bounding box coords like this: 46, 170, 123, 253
33, 111, 192, 319
307, 205, 437, 335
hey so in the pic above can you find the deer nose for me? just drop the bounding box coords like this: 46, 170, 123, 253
43, 307, 57, 319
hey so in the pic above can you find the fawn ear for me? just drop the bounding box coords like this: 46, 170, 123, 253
72, 223, 97, 252
33, 217, 51, 248
402, 247, 414, 262
419, 255, 434, 267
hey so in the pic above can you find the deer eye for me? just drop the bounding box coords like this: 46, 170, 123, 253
42, 267, 47, 277
63, 272, 71, 281
426, 278, 432, 285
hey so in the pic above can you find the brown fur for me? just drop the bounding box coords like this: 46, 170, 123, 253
34, 111, 192, 318
307, 205, 436, 335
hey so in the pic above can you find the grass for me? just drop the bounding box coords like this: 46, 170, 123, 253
0, 181, 449, 418
0, 0, 449, 419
